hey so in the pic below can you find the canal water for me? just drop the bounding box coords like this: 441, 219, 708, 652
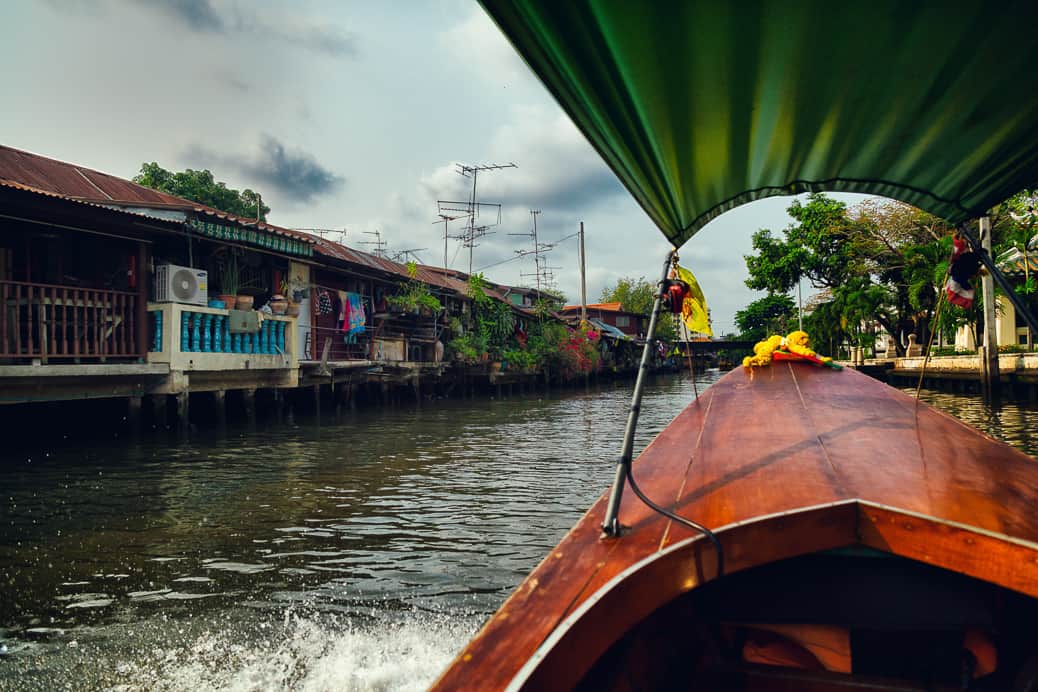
1, 371, 1035, 691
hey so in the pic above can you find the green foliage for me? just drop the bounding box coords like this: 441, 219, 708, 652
734, 294, 797, 342
743, 193, 962, 355
388, 261, 443, 314
467, 273, 515, 358
447, 334, 481, 364
599, 275, 676, 340
134, 162, 271, 220
215, 252, 262, 295
502, 347, 537, 371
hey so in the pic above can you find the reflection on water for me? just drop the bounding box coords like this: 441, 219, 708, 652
0, 372, 1034, 690
905, 387, 1038, 457
0, 372, 719, 691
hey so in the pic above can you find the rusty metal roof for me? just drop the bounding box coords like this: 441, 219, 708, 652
0, 177, 182, 228
0, 145, 313, 244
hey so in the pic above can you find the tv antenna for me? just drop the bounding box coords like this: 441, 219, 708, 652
511, 210, 555, 301
391, 248, 428, 264
361, 229, 388, 258
294, 227, 347, 244
435, 200, 502, 272
454, 162, 516, 274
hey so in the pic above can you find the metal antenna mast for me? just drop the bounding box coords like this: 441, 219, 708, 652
391, 248, 428, 264
435, 200, 501, 273
361, 229, 388, 258
455, 162, 516, 274
511, 210, 555, 301
294, 227, 347, 244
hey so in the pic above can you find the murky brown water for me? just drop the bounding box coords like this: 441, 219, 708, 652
0, 371, 1034, 690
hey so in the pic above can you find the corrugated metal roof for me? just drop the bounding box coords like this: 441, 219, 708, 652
0, 145, 532, 301
0, 145, 313, 244
563, 302, 625, 312
0, 177, 182, 228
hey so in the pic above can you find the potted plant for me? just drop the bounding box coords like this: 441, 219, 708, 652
388, 261, 443, 316
218, 255, 241, 309
279, 278, 303, 317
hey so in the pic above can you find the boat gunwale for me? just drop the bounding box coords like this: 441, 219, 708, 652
506, 499, 1038, 690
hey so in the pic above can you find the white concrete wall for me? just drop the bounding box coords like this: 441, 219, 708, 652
146, 302, 296, 379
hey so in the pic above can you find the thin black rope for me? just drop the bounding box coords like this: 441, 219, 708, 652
623, 462, 724, 579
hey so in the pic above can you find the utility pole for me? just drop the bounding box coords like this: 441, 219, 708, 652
980, 216, 1000, 396
579, 222, 588, 324
797, 278, 803, 331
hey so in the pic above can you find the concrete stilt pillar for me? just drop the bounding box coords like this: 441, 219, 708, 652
242, 388, 257, 428
127, 396, 142, 432
212, 390, 226, 428
150, 394, 167, 430
175, 392, 190, 432
273, 388, 284, 424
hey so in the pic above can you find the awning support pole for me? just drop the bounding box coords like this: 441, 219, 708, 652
602, 248, 675, 537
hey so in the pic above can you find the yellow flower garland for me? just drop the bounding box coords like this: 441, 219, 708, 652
743, 330, 834, 368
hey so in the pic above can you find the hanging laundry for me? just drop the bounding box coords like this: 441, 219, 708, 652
337, 290, 351, 331
346, 293, 366, 335
317, 289, 334, 315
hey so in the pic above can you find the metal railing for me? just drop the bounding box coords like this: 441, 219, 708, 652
1, 280, 141, 361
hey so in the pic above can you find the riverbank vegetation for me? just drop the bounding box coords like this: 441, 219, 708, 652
446, 274, 602, 379
736, 191, 1038, 357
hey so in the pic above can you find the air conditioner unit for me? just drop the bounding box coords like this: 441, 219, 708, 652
155, 264, 208, 305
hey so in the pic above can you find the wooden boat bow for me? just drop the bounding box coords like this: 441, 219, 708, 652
431, 364, 1038, 690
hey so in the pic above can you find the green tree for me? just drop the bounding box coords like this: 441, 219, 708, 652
133, 162, 271, 221
600, 276, 676, 340
734, 294, 797, 342
744, 193, 959, 356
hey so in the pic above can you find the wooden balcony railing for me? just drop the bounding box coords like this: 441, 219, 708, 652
1, 280, 141, 362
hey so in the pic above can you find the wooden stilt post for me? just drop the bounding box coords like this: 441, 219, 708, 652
980, 216, 1000, 397
313, 384, 322, 420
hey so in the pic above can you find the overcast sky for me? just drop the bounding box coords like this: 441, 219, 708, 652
1, 0, 871, 334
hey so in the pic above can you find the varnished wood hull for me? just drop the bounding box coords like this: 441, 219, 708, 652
432, 364, 1038, 690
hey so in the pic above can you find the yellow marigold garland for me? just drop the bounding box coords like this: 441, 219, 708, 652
743, 331, 840, 369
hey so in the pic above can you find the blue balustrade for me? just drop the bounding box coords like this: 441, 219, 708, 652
172, 311, 290, 357
181, 312, 190, 352
202, 315, 212, 352
151, 311, 163, 352
213, 315, 222, 351
190, 313, 202, 352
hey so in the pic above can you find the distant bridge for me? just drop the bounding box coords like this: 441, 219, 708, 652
677, 340, 755, 353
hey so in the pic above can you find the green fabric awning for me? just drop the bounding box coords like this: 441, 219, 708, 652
479, 0, 1038, 247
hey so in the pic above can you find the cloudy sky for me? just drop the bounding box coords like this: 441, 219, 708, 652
1, 0, 869, 334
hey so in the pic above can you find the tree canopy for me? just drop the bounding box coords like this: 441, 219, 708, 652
133, 162, 271, 221
600, 276, 676, 340
738, 191, 1038, 357
734, 294, 797, 343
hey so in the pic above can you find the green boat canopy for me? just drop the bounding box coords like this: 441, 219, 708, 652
478, 0, 1038, 247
